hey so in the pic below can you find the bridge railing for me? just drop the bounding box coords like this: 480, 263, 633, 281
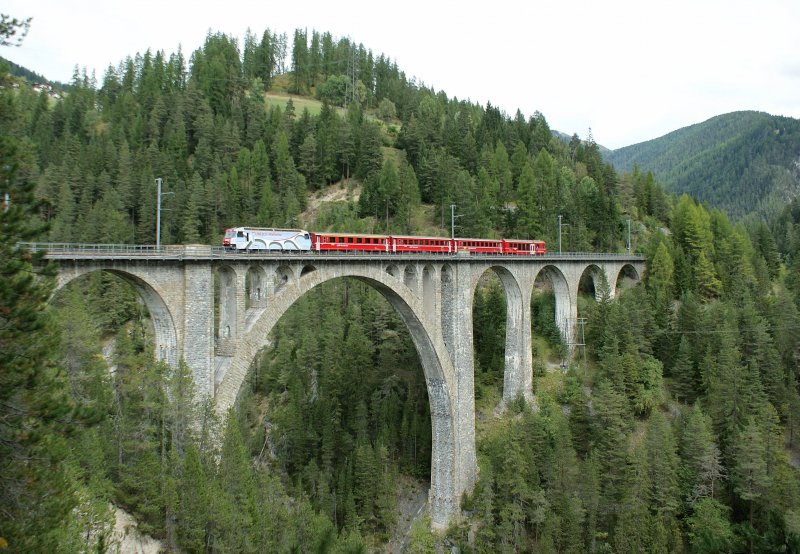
17, 242, 645, 260
18, 242, 167, 255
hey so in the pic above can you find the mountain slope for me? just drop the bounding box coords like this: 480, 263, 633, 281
606, 111, 800, 219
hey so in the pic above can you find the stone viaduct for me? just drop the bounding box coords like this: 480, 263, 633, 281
39, 244, 645, 529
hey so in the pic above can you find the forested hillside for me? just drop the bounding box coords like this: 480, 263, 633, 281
10, 26, 626, 251
606, 111, 800, 220
3, 18, 800, 553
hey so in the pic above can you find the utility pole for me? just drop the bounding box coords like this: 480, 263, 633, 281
558, 215, 570, 254
156, 178, 173, 250
627, 218, 632, 253
156, 178, 163, 249
558, 215, 562, 253
450, 204, 463, 239
3, 164, 9, 211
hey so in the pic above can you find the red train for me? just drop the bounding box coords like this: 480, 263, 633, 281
223, 227, 546, 255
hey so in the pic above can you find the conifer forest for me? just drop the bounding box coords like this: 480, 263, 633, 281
2, 18, 800, 553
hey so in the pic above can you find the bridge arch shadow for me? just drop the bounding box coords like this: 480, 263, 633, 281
245, 265, 268, 309
54, 267, 179, 368
471, 265, 529, 406
615, 263, 641, 295
532, 265, 572, 355
578, 264, 611, 301
215, 265, 238, 355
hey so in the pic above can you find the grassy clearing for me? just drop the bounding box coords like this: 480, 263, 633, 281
264, 92, 333, 117
262, 84, 401, 143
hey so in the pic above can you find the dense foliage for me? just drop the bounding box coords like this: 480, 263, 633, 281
1, 50, 94, 551
606, 111, 800, 220
3, 25, 630, 252
4, 17, 800, 553
444, 190, 800, 552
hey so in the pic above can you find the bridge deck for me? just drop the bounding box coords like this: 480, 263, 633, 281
19, 243, 645, 263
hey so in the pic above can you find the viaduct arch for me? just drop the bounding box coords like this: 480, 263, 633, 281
46, 246, 645, 529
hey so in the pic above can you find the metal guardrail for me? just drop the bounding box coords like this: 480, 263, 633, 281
19, 242, 169, 254
17, 242, 645, 262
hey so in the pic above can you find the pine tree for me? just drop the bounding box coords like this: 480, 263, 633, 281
686, 497, 734, 554
645, 411, 680, 518
180, 173, 202, 242
731, 418, 771, 527
517, 161, 542, 238
694, 250, 722, 300
0, 51, 91, 549
591, 379, 630, 527
613, 444, 662, 554
671, 336, 697, 402
680, 404, 726, 504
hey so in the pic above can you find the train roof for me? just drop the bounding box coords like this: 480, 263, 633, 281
393, 235, 455, 240
226, 228, 543, 243
311, 231, 395, 238
455, 237, 541, 243
231, 227, 306, 232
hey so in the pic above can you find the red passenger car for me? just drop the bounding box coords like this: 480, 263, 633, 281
502, 239, 547, 255
311, 232, 391, 252
453, 238, 503, 254
393, 235, 454, 253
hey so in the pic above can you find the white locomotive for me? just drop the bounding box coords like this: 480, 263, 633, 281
223, 227, 312, 251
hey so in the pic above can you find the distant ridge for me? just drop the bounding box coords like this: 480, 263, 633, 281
605, 111, 800, 220
0, 56, 63, 87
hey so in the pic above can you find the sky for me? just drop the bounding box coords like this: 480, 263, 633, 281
3, 0, 800, 149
